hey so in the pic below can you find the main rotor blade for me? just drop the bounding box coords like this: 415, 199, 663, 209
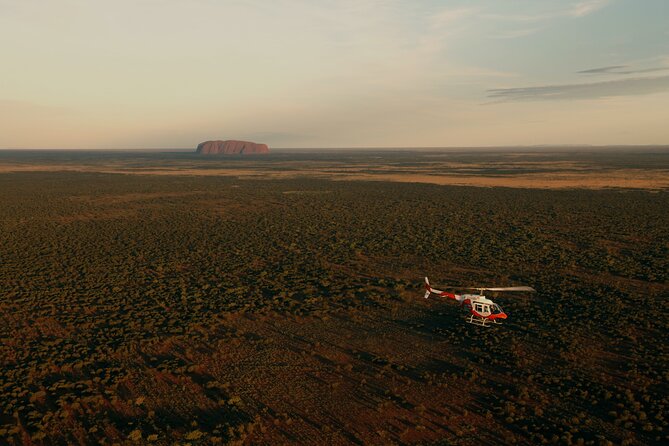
469, 286, 536, 292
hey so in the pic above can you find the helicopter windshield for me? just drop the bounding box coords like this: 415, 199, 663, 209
491, 304, 503, 315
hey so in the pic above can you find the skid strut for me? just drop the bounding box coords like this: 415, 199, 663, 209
467, 315, 499, 327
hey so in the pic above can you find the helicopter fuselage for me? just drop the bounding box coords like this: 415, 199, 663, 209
424, 277, 534, 327
459, 294, 507, 326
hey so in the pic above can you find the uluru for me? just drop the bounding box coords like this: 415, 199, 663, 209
196, 140, 270, 155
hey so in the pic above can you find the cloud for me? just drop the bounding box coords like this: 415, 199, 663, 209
430, 6, 478, 28
570, 0, 610, 17
577, 65, 627, 74
417, 6, 478, 54
578, 65, 669, 75
485, 0, 610, 23
487, 75, 669, 102
490, 28, 540, 39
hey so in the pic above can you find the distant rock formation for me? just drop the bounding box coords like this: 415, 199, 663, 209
196, 140, 270, 155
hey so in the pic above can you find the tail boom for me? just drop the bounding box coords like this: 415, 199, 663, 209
424, 277, 459, 300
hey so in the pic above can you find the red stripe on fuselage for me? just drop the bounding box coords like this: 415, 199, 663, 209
470, 310, 508, 320
425, 283, 457, 300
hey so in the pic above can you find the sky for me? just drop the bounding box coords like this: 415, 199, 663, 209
1, 0, 668, 149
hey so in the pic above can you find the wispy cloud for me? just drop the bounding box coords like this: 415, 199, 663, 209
487, 75, 669, 102
485, 0, 611, 23
578, 65, 669, 75
430, 6, 478, 27
569, 0, 611, 17
490, 28, 540, 39
417, 6, 478, 54
577, 65, 627, 74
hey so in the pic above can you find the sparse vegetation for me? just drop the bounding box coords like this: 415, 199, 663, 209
0, 150, 667, 445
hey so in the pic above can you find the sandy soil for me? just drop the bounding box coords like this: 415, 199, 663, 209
336, 170, 669, 190
1, 162, 668, 190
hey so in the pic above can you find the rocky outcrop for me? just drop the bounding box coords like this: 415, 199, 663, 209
196, 140, 270, 155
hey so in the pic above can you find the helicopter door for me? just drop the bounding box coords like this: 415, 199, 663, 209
474, 303, 490, 316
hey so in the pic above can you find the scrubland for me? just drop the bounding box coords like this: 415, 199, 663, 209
0, 150, 667, 445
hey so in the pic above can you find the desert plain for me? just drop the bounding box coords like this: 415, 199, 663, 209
0, 148, 667, 445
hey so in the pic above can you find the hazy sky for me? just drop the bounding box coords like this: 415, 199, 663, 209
1, 0, 668, 149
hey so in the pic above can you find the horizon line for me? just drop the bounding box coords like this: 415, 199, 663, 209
1, 144, 669, 152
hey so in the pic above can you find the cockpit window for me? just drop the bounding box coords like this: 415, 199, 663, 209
491, 304, 503, 314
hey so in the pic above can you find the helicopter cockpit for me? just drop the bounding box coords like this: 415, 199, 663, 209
490, 303, 504, 315
474, 303, 490, 315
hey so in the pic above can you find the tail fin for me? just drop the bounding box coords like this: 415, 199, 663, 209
423, 277, 458, 300
424, 277, 431, 299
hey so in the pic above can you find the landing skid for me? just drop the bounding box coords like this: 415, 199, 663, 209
467, 315, 502, 327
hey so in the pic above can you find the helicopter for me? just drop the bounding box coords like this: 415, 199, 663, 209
423, 277, 535, 327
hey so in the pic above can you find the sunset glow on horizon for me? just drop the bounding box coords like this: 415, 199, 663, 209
1, 0, 668, 149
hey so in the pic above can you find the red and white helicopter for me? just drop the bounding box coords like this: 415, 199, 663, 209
424, 277, 535, 327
